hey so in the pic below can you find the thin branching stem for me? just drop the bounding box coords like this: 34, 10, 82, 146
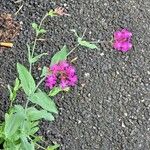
39, 13, 48, 29
27, 13, 48, 117
29, 38, 37, 73
67, 44, 79, 56
67, 28, 87, 57
81, 28, 87, 39
35, 143, 45, 150
29, 13, 48, 73
35, 76, 46, 92
28, 136, 45, 150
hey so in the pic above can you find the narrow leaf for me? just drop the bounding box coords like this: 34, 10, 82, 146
50, 45, 68, 66
27, 107, 54, 121
0, 123, 5, 141
3, 143, 21, 150
31, 121, 39, 128
30, 127, 39, 135
31, 23, 41, 36
14, 78, 20, 91
78, 38, 98, 49
23, 120, 39, 135
48, 10, 57, 17
7, 78, 20, 102
4, 113, 25, 139
28, 91, 58, 114
14, 105, 24, 113
32, 23, 38, 30
21, 136, 35, 150
32, 136, 43, 143
40, 66, 49, 77
27, 44, 31, 63
17, 63, 36, 96
38, 29, 46, 34
46, 144, 60, 150
49, 87, 62, 97
30, 53, 48, 63
7, 85, 13, 101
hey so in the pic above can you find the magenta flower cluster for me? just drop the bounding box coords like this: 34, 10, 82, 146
113, 29, 132, 52
45, 61, 77, 89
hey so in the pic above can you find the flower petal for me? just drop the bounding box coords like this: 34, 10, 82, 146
121, 42, 132, 52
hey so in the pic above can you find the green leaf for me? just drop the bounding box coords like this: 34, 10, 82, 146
27, 44, 31, 63
27, 107, 54, 121
32, 136, 43, 144
0, 123, 5, 143
38, 29, 47, 34
11, 130, 21, 141
21, 136, 35, 150
7, 78, 20, 102
40, 66, 49, 77
3, 142, 21, 150
49, 87, 62, 97
46, 143, 60, 150
22, 120, 39, 136
14, 78, 20, 91
7, 85, 13, 101
48, 10, 57, 17
30, 53, 48, 63
17, 63, 36, 96
4, 112, 25, 139
13, 105, 24, 113
30, 126, 39, 135
31, 121, 39, 128
32, 23, 38, 30
32, 22, 45, 36
50, 45, 68, 66
28, 91, 58, 114
78, 38, 98, 49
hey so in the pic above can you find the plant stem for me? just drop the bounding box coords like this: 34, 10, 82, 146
34, 76, 46, 92
39, 13, 48, 29
31, 135, 48, 144
10, 101, 13, 108
25, 99, 29, 111
67, 29, 88, 57
29, 13, 48, 73
35, 143, 45, 150
67, 44, 79, 56
28, 136, 45, 150
81, 28, 87, 39
29, 38, 37, 73
21, 99, 29, 131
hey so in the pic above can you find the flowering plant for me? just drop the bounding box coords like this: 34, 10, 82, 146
46, 61, 77, 89
113, 29, 132, 52
114, 29, 132, 52
0, 8, 97, 150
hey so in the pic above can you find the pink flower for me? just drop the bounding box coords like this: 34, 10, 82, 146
51, 64, 59, 74
59, 61, 69, 71
66, 66, 76, 76
45, 75, 57, 89
54, 7, 69, 16
45, 61, 77, 89
68, 75, 78, 86
113, 29, 132, 52
60, 80, 68, 88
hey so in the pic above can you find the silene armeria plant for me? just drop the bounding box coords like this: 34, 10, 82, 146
0, 8, 97, 150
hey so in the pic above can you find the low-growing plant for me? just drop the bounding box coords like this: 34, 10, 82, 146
0, 8, 97, 150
